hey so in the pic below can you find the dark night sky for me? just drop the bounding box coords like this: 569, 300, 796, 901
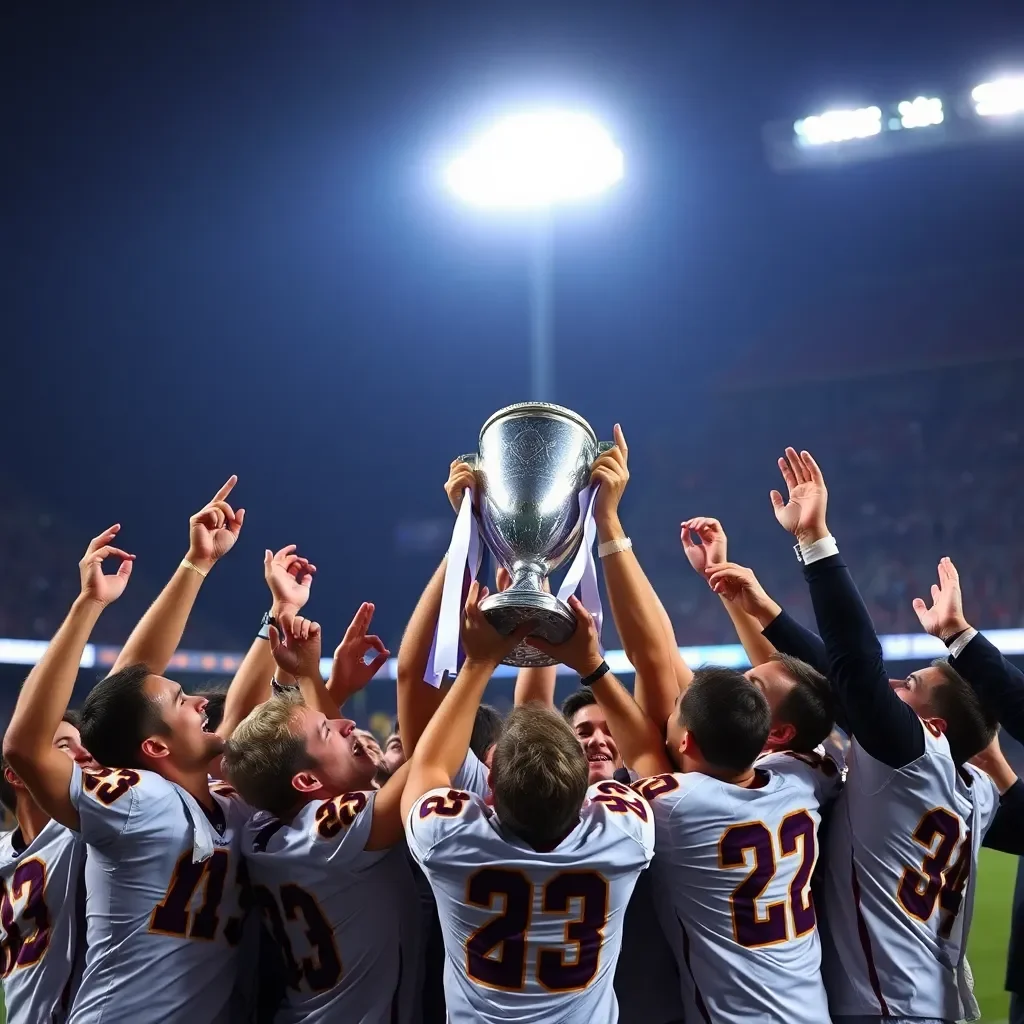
4, 1, 1024, 649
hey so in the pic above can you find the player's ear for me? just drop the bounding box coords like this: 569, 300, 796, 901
923, 716, 947, 737
141, 737, 171, 760
292, 771, 322, 795
765, 722, 796, 750
677, 728, 695, 759
3, 765, 23, 790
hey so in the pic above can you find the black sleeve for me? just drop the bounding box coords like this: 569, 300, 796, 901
762, 609, 851, 736
950, 633, 1024, 745
805, 553, 924, 769
982, 779, 1024, 855
762, 609, 830, 674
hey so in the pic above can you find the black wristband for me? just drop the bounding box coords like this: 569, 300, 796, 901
942, 628, 970, 648
257, 611, 276, 640
580, 661, 610, 687
271, 678, 298, 695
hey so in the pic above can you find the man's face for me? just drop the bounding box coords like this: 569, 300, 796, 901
292, 707, 376, 797
744, 662, 797, 718
891, 666, 945, 723
53, 722, 100, 771
144, 675, 224, 769
382, 732, 406, 775
569, 704, 621, 784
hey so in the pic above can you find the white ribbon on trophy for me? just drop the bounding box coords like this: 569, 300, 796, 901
426, 483, 603, 687
555, 484, 604, 647
426, 488, 483, 687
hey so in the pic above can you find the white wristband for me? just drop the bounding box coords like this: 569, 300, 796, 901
598, 536, 633, 559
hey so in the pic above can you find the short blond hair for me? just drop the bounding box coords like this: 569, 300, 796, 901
223, 690, 311, 817
490, 703, 588, 849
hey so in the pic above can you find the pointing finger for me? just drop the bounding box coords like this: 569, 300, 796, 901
212, 475, 238, 502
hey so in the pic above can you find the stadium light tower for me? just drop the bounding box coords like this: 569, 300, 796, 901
445, 110, 624, 401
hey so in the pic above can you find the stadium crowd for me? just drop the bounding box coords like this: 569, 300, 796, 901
1, 430, 1024, 1024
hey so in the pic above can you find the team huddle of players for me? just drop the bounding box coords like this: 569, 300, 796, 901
1, 432, 1024, 1024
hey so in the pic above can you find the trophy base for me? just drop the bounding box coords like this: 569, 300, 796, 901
479, 590, 577, 668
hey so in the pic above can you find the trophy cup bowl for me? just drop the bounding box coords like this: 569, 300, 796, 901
458, 402, 611, 668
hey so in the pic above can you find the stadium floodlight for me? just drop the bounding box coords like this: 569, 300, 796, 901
444, 109, 624, 401
445, 111, 624, 210
897, 96, 944, 129
972, 77, 1024, 117
793, 106, 882, 146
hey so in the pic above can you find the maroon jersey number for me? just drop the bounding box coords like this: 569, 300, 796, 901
465, 867, 609, 992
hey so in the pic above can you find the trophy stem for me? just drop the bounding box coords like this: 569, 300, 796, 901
507, 562, 547, 596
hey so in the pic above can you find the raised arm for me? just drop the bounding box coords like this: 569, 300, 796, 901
971, 734, 1024, 855
913, 557, 1024, 743
3, 526, 135, 829
679, 517, 779, 669
396, 459, 477, 756
592, 425, 680, 724
530, 596, 671, 779
631, 585, 693, 721
324, 602, 390, 713
771, 448, 922, 768
113, 476, 243, 674
218, 545, 317, 739
400, 582, 529, 822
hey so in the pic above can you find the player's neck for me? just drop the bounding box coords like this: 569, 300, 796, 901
693, 759, 758, 788
160, 766, 214, 810
15, 793, 51, 846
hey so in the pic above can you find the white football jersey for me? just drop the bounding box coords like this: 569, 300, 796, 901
407, 779, 654, 1024
243, 789, 421, 1024
452, 749, 490, 800
637, 752, 841, 1024
0, 819, 85, 1024
820, 723, 1001, 1020
67, 764, 252, 1024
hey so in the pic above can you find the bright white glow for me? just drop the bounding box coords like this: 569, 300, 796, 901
972, 77, 1024, 117
446, 111, 624, 209
898, 96, 944, 129
794, 106, 882, 146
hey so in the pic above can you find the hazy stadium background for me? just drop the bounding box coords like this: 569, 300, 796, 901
4, 3, 1024, 1020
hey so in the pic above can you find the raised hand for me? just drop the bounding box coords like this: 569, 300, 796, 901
680, 517, 728, 574
445, 459, 477, 515
770, 448, 828, 544
269, 612, 323, 681
264, 545, 316, 618
328, 602, 391, 700
527, 596, 605, 677
592, 423, 629, 525
461, 581, 533, 668
703, 562, 782, 625
188, 476, 245, 570
912, 557, 970, 640
79, 525, 135, 607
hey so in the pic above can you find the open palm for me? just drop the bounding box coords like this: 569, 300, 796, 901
770, 448, 828, 541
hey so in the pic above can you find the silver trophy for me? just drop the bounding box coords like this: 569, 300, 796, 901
458, 402, 612, 668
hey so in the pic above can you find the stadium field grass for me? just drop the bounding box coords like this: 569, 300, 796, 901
972, 848, 1017, 1023
0, 850, 1015, 1024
